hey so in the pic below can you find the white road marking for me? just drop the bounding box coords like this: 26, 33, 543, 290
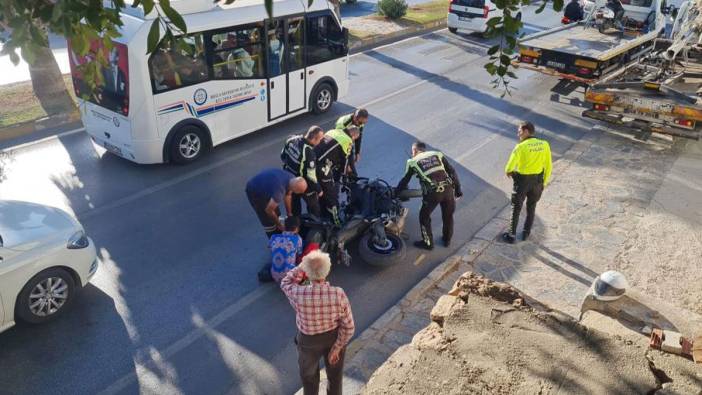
454, 133, 501, 163
99, 284, 277, 395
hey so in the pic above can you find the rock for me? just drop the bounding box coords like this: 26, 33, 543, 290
411, 322, 446, 351
430, 295, 463, 326
512, 298, 524, 308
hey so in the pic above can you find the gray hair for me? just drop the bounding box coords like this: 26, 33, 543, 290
300, 250, 331, 281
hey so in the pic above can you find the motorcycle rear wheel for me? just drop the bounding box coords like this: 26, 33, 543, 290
359, 233, 407, 267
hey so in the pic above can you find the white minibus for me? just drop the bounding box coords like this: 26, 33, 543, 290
68, 0, 350, 164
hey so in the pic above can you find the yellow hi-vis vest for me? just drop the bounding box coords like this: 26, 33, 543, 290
326, 129, 353, 156
504, 137, 553, 186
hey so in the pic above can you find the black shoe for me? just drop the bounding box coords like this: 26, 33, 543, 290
442, 237, 451, 247
501, 232, 516, 244
521, 231, 530, 241
257, 263, 274, 283
413, 240, 434, 251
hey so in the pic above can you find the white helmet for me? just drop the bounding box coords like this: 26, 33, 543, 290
593, 271, 629, 301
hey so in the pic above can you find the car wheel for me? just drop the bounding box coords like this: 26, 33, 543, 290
311, 83, 334, 114
448, 27, 458, 34
516, 12, 522, 22
170, 125, 206, 164
359, 233, 406, 267
16, 268, 76, 324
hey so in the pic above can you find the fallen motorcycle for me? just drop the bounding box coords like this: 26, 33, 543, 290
300, 176, 421, 267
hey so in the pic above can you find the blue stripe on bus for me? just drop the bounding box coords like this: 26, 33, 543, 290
195, 96, 256, 117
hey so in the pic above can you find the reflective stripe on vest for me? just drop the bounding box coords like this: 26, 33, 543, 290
406, 150, 446, 185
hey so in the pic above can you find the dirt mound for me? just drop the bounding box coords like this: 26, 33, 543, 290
449, 271, 525, 307
364, 272, 702, 395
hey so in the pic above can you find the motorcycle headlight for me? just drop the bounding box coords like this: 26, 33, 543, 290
67, 230, 90, 249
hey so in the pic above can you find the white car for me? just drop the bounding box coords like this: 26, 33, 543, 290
448, 0, 522, 35
0, 200, 97, 333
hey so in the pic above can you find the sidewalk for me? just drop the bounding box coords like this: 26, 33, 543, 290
324, 126, 702, 394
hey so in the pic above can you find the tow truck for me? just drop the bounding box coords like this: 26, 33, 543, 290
583, 0, 702, 139
516, 0, 667, 84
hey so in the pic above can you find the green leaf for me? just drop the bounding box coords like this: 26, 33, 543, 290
143, 0, 155, 14
484, 62, 497, 75
264, 0, 273, 18
507, 71, 518, 78
51, 3, 63, 22
147, 19, 160, 54
535, 0, 547, 13
160, 0, 188, 33
553, 0, 564, 11
132, 0, 142, 7
309, 0, 314, 7
22, 44, 37, 65
8, 48, 19, 66
486, 16, 502, 27
487, 44, 500, 56
500, 54, 511, 65
497, 65, 507, 76
506, 35, 516, 47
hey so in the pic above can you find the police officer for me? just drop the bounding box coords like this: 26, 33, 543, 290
336, 108, 369, 164
281, 126, 325, 217
396, 141, 462, 250
314, 126, 361, 225
502, 121, 552, 244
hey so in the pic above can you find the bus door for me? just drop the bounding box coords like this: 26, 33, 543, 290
267, 17, 306, 120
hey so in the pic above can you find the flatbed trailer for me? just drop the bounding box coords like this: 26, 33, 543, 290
515, 0, 666, 84
583, 39, 702, 140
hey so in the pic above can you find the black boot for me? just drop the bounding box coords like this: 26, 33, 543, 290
501, 232, 516, 244
257, 263, 274, 282
413, 240, 434, 251
521, 231, 530, 241
442, 237, 451, 247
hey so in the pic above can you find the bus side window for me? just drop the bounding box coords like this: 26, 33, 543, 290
148, 33, 209, 93
208, 24, 264, 79
306, 13, 347, 66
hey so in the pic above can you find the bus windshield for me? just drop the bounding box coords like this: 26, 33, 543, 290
68, 40, 130, 116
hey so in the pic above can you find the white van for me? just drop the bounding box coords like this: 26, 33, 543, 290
69, 0, 350, 164
447, 0, 522, 35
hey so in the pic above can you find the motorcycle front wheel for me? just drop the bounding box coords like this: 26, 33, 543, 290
359, 233, 407, 267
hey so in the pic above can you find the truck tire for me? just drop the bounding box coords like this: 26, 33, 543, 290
359, 233, 406, 267
449, 27, 458, 34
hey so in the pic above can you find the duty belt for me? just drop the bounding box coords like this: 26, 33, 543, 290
423, 180, 452, 194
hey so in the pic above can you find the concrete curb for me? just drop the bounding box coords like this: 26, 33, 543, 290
349, 20, 447, 54
0, 111, 81, 144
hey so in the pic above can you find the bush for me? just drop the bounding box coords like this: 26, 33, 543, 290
378, 0, 408, 19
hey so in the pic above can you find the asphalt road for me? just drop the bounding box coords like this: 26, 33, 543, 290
0, 13, 593, 395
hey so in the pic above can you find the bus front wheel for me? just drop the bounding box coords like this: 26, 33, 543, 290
311, 83, 334, 114
170, 125, 206, 164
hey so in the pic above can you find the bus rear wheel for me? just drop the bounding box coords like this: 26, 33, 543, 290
311, 83, 334, 114
170, 125, 206, 164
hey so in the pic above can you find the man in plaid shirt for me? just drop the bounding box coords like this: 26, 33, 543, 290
281, 250, 355, 395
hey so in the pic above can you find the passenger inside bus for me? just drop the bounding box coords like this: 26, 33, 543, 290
268, 27, 285, 75
214, 33, 256, 78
